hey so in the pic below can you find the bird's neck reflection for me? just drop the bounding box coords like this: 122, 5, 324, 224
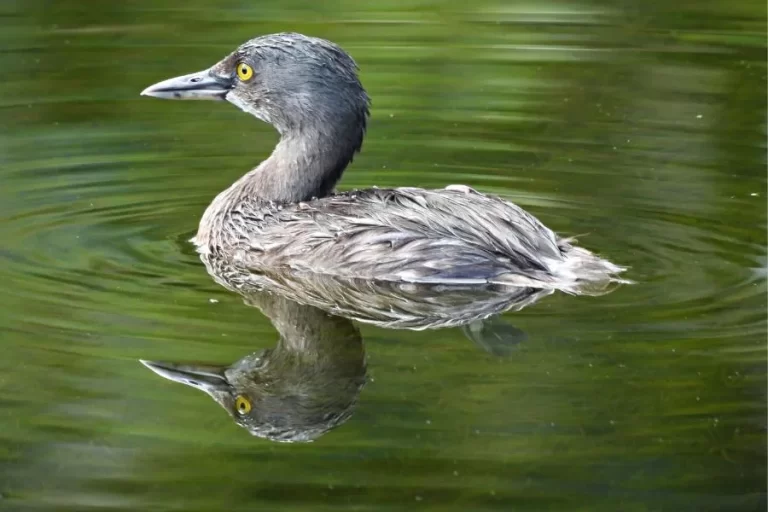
143, 293, 365, 443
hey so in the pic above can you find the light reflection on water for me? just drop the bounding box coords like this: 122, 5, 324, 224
0, 1, 765, 511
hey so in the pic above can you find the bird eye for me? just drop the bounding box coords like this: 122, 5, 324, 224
236, 63, 253, 81
235, 395, 251, 415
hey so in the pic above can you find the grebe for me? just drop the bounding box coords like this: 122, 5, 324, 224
141, 33, 627, 294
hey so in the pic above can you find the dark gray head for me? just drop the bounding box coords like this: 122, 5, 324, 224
141, 33, 370, 199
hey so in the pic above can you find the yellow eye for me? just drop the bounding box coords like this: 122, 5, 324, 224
236, 63, 253, 81
235, 395, 251, 415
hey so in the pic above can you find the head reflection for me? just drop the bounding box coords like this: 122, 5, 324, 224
143, 294, 365, 443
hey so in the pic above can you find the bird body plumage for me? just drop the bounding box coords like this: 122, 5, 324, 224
193, 185, 625, 294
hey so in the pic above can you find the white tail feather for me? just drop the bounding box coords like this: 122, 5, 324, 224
546, 245, 632, 295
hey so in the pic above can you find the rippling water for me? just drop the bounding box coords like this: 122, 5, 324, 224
0, 1, 765, 511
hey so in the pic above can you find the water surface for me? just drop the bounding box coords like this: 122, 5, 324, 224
0, 1, 765, 510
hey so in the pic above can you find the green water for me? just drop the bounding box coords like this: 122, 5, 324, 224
0, 1, 766, 510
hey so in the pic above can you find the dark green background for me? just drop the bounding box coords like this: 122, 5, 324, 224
0, 1, 765, 510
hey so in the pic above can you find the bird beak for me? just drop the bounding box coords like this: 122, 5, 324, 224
140, 360, 230, 397
140, 69, 232, 100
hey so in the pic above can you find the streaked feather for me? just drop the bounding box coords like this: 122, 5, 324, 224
196, 186, 628, 297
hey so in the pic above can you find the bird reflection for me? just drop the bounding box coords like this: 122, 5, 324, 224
141, 254, 557, 442
143, 293, 365, 443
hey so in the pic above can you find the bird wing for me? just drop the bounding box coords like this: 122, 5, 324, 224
237, 187, 565, 285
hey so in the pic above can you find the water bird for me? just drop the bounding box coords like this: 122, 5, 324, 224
141, 32, 628, 295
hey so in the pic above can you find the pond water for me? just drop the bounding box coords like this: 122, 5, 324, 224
0, 1, 765, 511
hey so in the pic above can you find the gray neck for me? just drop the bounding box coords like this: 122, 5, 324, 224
235, 132, 347, 203
195, 124, 360, 249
